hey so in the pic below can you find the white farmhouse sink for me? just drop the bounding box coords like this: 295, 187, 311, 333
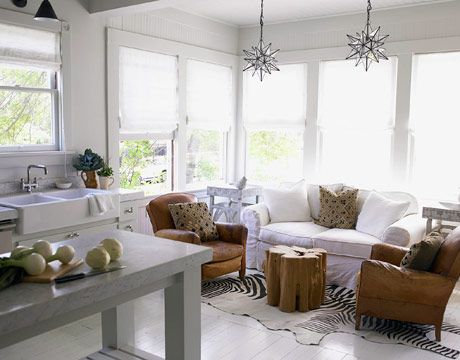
0, 189, 120, 235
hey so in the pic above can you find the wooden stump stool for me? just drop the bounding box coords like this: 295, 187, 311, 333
265, 246, 327, 313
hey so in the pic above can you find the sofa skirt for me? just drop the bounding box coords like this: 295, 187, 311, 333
252, 240, 363, 290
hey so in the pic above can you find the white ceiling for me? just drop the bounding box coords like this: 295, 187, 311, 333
175, 0, 452, 26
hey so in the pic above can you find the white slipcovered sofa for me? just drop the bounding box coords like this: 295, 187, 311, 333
241, 185, 426, 289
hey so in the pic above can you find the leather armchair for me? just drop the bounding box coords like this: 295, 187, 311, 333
355, 227, 460, 341
146, 193, 247, 280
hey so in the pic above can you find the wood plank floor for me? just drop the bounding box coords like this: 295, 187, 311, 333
0, 280, 459, 360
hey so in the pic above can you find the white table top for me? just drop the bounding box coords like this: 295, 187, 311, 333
0, 230, 212, 337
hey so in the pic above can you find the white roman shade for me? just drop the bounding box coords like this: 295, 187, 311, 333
243, 64, 307, 130
0, 23, 60, 70
186, 59, 232, 131
319, 58, 397, 130
119, 47, 178, 136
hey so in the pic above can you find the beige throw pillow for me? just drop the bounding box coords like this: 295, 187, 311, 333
314, 186, 359, 229
400, 232, 443, 271
169, 202, 219, 242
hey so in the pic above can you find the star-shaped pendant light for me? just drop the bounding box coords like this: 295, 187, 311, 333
243, 0, 280, 81
346, 0, 389, 71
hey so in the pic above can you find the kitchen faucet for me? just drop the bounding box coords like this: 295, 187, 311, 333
21, 165, 48, 192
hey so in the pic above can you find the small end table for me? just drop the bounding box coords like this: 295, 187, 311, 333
422, 201, 460, 235
207, 184, 262, 224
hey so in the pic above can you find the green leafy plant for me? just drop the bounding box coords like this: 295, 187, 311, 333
73, 149, 104, 172
97, 162, 114, 177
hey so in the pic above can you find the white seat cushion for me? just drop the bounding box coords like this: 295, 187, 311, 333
260, 222, 328, 248
313, 229, 380, 258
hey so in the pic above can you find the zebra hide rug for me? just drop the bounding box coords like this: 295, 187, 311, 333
201, 273, 460, 359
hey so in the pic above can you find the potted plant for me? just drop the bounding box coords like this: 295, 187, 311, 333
97, 162, 114, 190
73, 149, 103, 189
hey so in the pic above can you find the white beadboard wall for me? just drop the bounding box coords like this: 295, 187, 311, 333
238, 1, 460, 52
107, 8, 239, 55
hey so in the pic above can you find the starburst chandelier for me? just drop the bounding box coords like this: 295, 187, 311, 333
346, 0, 389, 71
243, 0, 280, 81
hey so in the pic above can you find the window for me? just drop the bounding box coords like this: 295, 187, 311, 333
410, 52, 460, 199
318, 58, 397, 188
243, 64, 306, 183
0, 23, 61, 151
186, 60, 232, 188
118, 47, 178, 194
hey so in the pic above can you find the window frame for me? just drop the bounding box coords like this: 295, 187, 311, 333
107, 28, 239, 192
185, 58, 233, 190
242, 62, 308, 184
0, 67, 60, 152
0, 9, 70, 160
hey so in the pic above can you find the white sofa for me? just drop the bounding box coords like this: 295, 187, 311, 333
241, 185, 426, 289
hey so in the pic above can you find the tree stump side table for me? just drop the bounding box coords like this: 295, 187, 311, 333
265, 246, 327, 313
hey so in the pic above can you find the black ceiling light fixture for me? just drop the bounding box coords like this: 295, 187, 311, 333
12, 0, 27, 8
34, 0, 59, 22
242, 0, 280, 82
346, 0, 389, 71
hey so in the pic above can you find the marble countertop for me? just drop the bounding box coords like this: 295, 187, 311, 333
0, 230, 212, 336
0, 206, 18, 222
117, 188, 145, 202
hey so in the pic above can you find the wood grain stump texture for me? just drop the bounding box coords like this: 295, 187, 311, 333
265, 246, 327, 313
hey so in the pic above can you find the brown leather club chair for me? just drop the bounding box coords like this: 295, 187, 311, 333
355, 226, 460, 341
146, 193, 247, 280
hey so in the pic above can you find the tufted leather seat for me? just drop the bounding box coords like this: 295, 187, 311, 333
146, 193, 247, 280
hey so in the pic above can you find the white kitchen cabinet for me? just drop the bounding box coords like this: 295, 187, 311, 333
18, 222, 118, 248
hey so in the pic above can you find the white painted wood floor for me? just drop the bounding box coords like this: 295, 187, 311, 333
0, 279, 459, 360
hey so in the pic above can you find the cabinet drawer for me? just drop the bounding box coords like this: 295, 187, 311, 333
119, 201, 138, 222
118, 220, 138, 233
19, 223, 118, 247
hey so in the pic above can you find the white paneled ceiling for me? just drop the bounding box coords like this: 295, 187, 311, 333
175, 0, 452, 26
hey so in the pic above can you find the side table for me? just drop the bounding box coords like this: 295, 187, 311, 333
264, 245, 327, 313
422, 201, 460, 235
207, 184, 262, 224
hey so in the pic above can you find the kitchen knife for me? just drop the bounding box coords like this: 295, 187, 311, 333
55, 266, 126, 284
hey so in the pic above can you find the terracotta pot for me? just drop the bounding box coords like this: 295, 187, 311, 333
99, 176, 114, 190
81, 170, 98, 189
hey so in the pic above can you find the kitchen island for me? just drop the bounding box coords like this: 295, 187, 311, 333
0, 230, 212, 360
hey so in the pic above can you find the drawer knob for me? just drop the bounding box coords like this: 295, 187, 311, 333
126, 225, 133, 232
124, 207, 134, 214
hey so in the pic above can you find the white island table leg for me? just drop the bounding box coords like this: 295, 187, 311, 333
165, 267, 201, 360
101, 301, 135, 349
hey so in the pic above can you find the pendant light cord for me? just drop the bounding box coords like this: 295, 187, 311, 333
366, 0, 372, 27
259, 0, 264, 42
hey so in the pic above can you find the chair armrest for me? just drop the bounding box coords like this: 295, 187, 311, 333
382, 214, 426, 247
370, 243, 408, 266
241, 203, 270, 238
216, 223, 248, 248
155, 229, 201, 245
358, 260, 455, 306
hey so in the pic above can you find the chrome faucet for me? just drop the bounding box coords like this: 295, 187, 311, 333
21, 165, 48, 192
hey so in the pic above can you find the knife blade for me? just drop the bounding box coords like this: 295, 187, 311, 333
55, 266, 126, 284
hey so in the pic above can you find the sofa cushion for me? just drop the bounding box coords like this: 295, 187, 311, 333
202, 241, 243, 263
315, 186, 358, 229
263, 180, 311, 223
260, 222, 328, 248
356, 191, 410, 239
313, 229, 380, 258
308, 183, 343, 220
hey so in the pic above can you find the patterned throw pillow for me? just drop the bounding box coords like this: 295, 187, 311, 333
168, 202, 219, 242
314, 186, 359, 229
400, 232, 443, 271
